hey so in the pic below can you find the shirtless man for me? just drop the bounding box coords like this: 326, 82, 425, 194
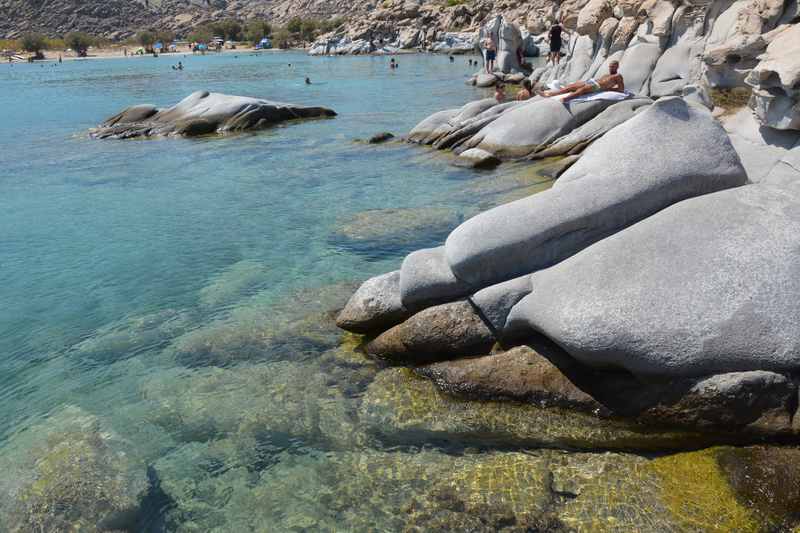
484, 37, 497, 74
539, 61, 625, 101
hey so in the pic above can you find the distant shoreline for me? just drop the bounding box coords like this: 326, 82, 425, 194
9, 45, 461, 63
8, 45, 299, 63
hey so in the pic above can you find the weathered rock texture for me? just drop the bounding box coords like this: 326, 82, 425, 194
90, 91, 335, 139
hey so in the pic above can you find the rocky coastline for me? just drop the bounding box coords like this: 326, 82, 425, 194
330, 0, 800, 525
4, 0, 800, 529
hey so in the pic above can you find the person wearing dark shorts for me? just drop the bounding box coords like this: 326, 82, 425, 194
484, 37, 497, 73
548, 22, 564, 65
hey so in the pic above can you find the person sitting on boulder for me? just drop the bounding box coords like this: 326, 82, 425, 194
538, 61, 625, 102
516, 79, 534, 101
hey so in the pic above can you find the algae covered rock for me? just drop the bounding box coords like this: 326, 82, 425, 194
416, 343, 798, 436
330, 206, 462, 257
71, 307, 195, 362
359, 367, 711, 451
141, 359, 362, 449
0, 406, 148, 533
169, 282, 353, 367
152, 444, 800, 532
90, 91, 337, 139
197, 259, 270, 310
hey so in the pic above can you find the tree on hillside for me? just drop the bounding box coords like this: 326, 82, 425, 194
188, 26, 213, 44
155, 30, 175, 46
137, 30, 156, 52
208, 19, 243, 41
244, 19, 272, 44
271, 28, 292, 49
20, 32, 47, 59
286, 17, 318, 43
65, 32, 93, 57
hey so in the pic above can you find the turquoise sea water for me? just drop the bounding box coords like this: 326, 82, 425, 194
0, 52, 564, 529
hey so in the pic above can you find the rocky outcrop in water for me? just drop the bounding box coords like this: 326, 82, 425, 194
90, 91, 335, 139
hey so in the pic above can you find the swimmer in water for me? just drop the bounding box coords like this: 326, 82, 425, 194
305, 77, 311, 84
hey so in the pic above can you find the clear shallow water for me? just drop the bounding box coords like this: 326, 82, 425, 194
0, 52, 565, 530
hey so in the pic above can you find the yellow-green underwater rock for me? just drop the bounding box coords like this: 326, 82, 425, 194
141, 359, 364, 449
168, 282, 354, 367
151, 445, 799, 532
0, 406, 147, 533
330, 206, 463, 256
198, 259, 271, 310
359, 368, 712, 452
650, 448, 760, 532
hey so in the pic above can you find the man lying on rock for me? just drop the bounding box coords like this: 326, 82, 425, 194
538, 61, 625, 102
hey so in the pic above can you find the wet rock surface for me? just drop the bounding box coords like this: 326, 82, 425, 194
360, 367, 716, 452
365, 300, 495, 364
416, 342, 799, 435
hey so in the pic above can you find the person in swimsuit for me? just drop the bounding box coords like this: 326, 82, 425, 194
484, 37, 496, 73
494, 83, 506, 103
547, 21, 566, 65
516, 79, 534, 101
538, 60, 625, 101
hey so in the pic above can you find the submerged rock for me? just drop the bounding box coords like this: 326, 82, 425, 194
417, 343, 798, 435
170, 282, 353, 367
90, 91, 336, 139
330, 206, 462, 258
152, 443, 800, 532
368, 132, 394, 143
359, 367, 714, 451
71, 307, 195, 362
142, 359, 362, 449
198, 259, 270, 310
0, 406, 148, 533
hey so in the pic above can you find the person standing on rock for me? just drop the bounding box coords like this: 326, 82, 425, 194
483, 37, 496, 74
547, 20, 567, 65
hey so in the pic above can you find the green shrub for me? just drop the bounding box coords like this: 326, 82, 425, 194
65, 32, 94, 56
271, 28, 292, 49
137, 30, 156, 50
20, 32, 47, 55
245, 19, 272, 43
